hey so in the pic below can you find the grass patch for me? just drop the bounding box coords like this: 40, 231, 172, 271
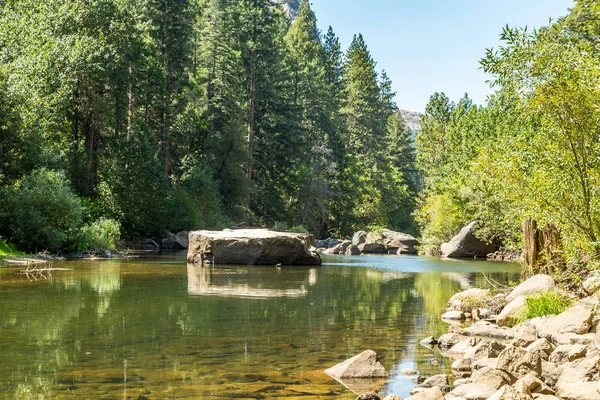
518, 290, 573, 323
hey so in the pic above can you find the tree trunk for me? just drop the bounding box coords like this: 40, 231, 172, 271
246, 50, 256, 181
522, 218, 564, 277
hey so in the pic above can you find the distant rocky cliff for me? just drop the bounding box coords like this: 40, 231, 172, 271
399, 109, 421, 140
278, 0, 299, 18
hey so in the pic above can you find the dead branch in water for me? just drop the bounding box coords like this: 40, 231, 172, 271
17, 261, 71, 281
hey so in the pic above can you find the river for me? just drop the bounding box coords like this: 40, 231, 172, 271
0, 253, 520, 399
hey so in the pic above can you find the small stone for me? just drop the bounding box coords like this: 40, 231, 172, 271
451, 359, 471, 379
416, 374, 450, 393
356, 392, 381, 400
400, 368, 417, 375
437, 333, 462, 350
420, 336, 437, 348
442, 310, 466, 321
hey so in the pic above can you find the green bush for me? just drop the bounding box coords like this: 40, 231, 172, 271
0, 169, 85, 252
76, 218, 121, 252
519, 291, 573, 323
289, 225, 308, 234
272, 221, 290, 232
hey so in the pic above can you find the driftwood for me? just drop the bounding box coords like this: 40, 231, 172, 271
522, 218, 563, 276
17, 262, 71, 281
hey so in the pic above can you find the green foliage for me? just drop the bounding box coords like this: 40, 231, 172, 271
0, 0, 418, 251
0, 236, 25, 259
415, 193, 465, 256
518, 291, 573, 323
76, 218, 121, 252
0, 169, 84, 252
271, 221, 308, 233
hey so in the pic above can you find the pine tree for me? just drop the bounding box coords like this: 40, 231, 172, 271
284, 0, 335, 234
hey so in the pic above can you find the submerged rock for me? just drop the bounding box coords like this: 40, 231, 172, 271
441, 221, 497, 258
187, 229, 321, 265
325, 350, 388, 379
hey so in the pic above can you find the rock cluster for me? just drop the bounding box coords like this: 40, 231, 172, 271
317, 229, 419, 255
405, 274, 600, 400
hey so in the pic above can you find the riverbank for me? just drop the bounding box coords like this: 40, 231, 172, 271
400, 273, 600, 400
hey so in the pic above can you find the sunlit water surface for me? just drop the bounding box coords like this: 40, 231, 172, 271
0, 253, 520, 399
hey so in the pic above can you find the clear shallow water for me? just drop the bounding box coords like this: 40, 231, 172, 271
0, 253, 520, 399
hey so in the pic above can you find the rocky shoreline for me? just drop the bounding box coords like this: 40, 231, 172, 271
340, 273, 600, 400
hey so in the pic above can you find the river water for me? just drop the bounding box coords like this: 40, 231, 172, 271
0, 253, 520, 399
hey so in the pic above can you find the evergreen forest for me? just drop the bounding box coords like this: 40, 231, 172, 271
0, 0, 418, 253
2, 0, 600, 281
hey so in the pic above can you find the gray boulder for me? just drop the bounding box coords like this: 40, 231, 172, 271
346, 244, 361, 255
548, 344, 587, 364
440, 221, 497, 258
174, 231, 189, 249
187, 229, 321, 265
497, 345, 542, 379
316, 237, 343, 249
359, 242, 386, 253
325, 350, 388, 379
352, 231, 368, 246
381, 229, 419, 254
141, 238, 160, 251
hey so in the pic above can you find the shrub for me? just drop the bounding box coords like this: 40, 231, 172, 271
0, 169, 85, 252
76, 218, 121, 252
289, 225, 308, 234
272, 221, 290, 232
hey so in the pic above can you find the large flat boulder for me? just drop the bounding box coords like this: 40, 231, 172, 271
187, 229, 321, 265
441, 221, 497, 258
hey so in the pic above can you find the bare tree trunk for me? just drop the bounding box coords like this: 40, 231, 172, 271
522, 218, 563, 277
246, 51, 256, 182
127, 65, 134, 139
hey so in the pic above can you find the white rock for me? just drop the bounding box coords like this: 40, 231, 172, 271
506, 274, 555, 303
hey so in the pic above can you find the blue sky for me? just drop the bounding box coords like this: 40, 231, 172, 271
311, 0, 574, 112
